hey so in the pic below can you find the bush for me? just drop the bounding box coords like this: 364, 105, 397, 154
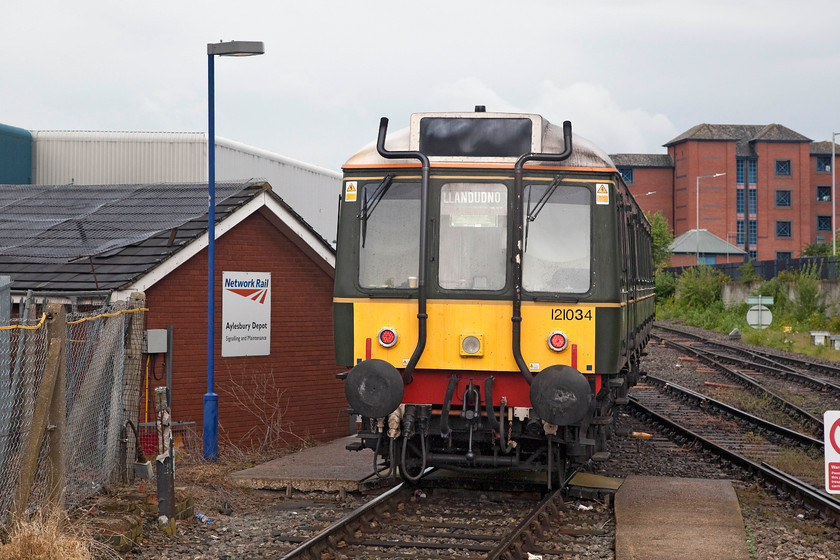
676, 265, 729, 309
655, 270, 676, 302
738, 260, 761, 285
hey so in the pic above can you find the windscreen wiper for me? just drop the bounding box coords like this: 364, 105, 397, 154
359, 173, 394, 248
524, 174, 562, 251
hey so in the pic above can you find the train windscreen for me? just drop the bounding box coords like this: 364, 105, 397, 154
438, 183, 507, 290
358, 182, 420, 288
522, 184, 591, 293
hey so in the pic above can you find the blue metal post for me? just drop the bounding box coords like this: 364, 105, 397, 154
203, 52, 218, 461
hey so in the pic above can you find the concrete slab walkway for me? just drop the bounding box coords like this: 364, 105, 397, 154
615, 475, 750, 560
229, 436, 376, 493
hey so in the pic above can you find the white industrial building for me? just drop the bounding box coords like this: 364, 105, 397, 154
28, 131, 342, 243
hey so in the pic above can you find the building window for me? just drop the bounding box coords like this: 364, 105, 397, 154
737, 219, 760, 245
775, 160, 791, 176
738, 159, 757, 184
817, 156, 831, 173
737, 188, 756, 214
818, 186, 832, 202
775, 190, 791, 207
776, 251, 792, 261
618, 168, 633, 184
818, 216, 832, 231
749, 249, 757, 260
775, 221, 791, 238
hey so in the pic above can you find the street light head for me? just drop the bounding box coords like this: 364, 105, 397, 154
207, 40, 265, 56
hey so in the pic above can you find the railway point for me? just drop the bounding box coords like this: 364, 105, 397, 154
614, 475, 750, 560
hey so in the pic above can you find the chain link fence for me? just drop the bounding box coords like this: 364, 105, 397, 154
0, 308, 48, 520
0, 294, 145, 526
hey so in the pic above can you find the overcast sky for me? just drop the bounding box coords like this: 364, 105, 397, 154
4, 1, 839, 172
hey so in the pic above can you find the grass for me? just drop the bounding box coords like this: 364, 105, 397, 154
0, 508, 115, 560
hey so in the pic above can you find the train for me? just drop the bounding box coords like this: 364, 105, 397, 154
333, 108, 654, 486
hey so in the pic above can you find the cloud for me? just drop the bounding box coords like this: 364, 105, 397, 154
426, 79, 677, 156
529, 82, 676, 154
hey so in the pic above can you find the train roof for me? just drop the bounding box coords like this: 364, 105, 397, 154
343, 111, 617, 170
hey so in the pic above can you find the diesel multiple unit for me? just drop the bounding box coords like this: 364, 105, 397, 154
334, 109, 654, 485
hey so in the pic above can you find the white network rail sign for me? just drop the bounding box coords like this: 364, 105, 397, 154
222, 271, 271, 357
826, 411, 840, 494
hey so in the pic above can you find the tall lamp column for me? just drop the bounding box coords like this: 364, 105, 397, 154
205, 40, 264, 461
832, 133, 838, 256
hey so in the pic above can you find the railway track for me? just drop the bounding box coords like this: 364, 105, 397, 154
633, 327, 840, 525
629, 384, 840, 525
652, 325, 840, 436
277, 480, 608, 560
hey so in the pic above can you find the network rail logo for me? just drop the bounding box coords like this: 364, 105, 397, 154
224, 277, 269, 304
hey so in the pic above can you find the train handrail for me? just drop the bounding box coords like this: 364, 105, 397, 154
376, 117, 429, 384
511, 120, 573, 385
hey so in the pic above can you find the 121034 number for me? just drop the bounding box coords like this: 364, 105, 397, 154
552, 308, 592, 321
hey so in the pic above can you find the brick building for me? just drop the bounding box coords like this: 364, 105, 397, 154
0, 180, 348, 449
613, 124, 839, 264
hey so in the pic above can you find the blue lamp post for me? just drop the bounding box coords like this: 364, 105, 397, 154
205, 40, 264, 461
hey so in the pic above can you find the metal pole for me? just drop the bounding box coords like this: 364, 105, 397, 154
203, 52, 218, 462
833, 133, 837, 256
696, 175, 700, 264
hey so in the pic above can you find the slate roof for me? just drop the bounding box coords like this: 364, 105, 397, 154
664, 124, 811, 157
0, 180, 333, 293
670, 229, 746, 256
810, 141, 840, 156
610, 154, 674, 168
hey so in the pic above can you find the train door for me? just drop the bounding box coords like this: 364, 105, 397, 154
617, 193, 630, 363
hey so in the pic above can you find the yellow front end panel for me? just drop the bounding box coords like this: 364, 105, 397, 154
350, 299, 597, 373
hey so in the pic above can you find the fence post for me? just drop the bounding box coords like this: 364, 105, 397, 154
118, 292, 146, 483
11, 302, 66, 522
0, 277, 11, 480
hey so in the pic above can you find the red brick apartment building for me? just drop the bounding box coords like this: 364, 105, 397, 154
613, 124, 839, 265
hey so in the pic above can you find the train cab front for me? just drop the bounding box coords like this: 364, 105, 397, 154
332, 109, 640, 484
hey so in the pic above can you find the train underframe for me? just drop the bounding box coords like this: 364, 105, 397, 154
348, 354, 643, 487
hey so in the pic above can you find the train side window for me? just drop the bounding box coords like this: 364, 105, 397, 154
358, 182, 420, 288
438, 183, 507, 290
522, 184, 591, 293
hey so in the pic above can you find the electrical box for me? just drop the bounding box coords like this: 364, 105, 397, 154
144, 329, 168, 354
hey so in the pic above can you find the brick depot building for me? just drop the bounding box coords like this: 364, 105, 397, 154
0, 180, 349, 449
612, 124, 839, 264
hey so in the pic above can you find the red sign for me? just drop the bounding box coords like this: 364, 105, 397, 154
826, 412, 840, 494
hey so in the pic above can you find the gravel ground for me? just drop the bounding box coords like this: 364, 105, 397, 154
101, 325, 839, 559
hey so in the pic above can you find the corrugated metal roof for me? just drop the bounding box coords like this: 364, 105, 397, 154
670, 229, 746, 255
28, 131, 342, 243
0, 123, 32, 184
0, 180, 334, 293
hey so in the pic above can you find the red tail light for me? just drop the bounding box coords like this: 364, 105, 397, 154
378, 327, 397, 348
548, 331, 568, 352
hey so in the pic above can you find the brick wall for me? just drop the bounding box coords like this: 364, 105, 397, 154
142, 212, 347, 450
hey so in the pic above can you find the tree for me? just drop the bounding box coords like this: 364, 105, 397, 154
801, 241, 835, 257
647, 210, 674, 269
